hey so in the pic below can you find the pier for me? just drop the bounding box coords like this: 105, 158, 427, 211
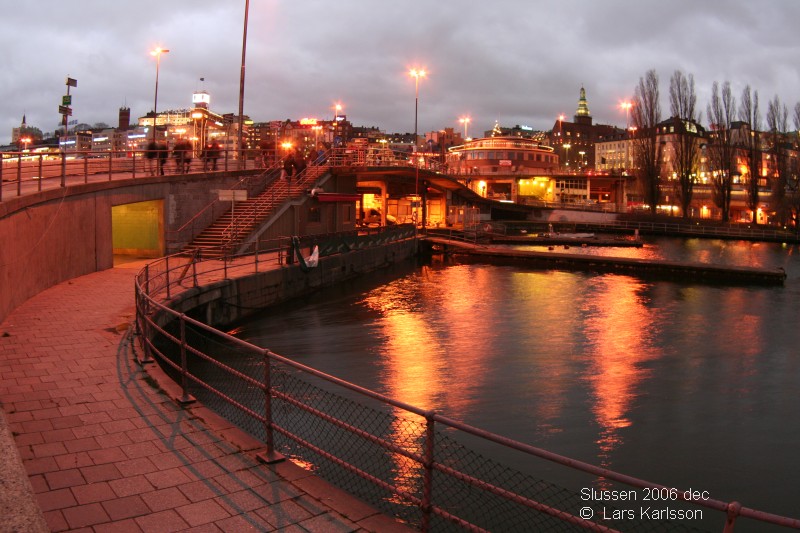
424, 235, 787, 285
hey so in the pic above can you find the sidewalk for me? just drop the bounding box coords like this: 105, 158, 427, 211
0, 262, 407, 532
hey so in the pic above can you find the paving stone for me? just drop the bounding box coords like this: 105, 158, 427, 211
1, 262, 408, 533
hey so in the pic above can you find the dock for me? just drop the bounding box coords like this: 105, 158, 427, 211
489, 234, 644, 247
423, 236, 787, 285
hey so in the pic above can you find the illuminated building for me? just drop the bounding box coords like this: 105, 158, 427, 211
549, 86, 623, 170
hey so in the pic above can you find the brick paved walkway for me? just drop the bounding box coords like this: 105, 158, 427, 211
0, 263, 408, 532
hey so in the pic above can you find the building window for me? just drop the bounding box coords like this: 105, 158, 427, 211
309, 207, 321, 223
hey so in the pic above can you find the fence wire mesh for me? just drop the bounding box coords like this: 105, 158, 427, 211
150, 319, 710, 532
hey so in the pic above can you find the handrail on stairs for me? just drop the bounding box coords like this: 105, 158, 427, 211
217, 150, 333, 254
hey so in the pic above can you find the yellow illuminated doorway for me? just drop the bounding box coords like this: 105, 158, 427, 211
112, 200, 164, 259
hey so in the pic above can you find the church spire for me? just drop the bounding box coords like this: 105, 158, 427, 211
574, 86, 593, 125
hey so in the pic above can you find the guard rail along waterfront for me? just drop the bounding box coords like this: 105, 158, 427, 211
133, 229, 800, 532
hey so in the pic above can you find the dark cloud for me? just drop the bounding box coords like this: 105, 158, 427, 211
3, 1, 800, 143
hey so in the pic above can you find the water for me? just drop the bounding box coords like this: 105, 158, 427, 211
228, 237, 800, 526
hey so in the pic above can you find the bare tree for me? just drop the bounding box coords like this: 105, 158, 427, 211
789, 103, 800, 233
739, 86, 762, 223
767, 96, 792, 227
669, 70, 701, 219
706, 81, 737, 222
632, 69, 662, 215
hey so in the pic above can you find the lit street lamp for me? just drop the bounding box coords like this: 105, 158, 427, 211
409, 69, 426, 151
620, 101, 633, 129
563, 142, 571, 170
150, 47, 169, 143
237, 0, 250, 169
19, 136, 32, 151
459, 116, 471, 139
409, 68, 426, 225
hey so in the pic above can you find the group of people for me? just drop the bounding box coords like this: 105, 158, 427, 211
280, 149, 327, 181
144, 139, 222, 176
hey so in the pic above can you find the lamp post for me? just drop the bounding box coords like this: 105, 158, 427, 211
150, 47, 169, 144
410, 69, 426, 152
620, 101, 632, 129
409, 68, 426, 226
563, 142, 571, 171
459, 116, 471, 139
332, 103, 343, 146
237, 0, 250, 169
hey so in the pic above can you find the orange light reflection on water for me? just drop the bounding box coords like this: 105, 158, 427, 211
580, 275, 659, 468
359, 265, 498, 503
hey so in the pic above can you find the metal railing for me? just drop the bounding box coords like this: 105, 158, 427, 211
218, 153, 332, 252
133, 232, 800, 533
0, 147, 261, 202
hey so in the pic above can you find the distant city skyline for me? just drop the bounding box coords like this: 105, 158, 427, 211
3, 1, 800, 143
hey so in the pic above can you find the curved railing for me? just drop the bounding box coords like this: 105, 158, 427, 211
0, 147, 262, 202
133, 231, 800, 532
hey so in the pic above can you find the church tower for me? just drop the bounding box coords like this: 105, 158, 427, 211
574, 86, 593, 126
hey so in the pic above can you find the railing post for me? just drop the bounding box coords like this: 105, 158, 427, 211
108, 151, 113, 181
132, 151, 137, 179
257, 349, 284, 464
83, 154, 88, 183
16, 153, 22, 197
722, 501, 741, 533
178, 316, 196, 404
192, 254, 198, 288
264, 349, 273, 451
60, 152, 66, 188
138, 266, 154, 365
37, 155, 43, 192
421, 411, 436, 532
165, 255, 171, 299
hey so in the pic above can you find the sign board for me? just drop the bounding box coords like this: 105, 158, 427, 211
499, 159, 512, 166
58, 105, 72, 116
66, 77, 78, 88
218, 190, 247, 202
62, 95, 72, 106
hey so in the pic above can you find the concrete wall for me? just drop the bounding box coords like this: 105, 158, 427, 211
0, 172, 258, 324
157, 239, 417, 330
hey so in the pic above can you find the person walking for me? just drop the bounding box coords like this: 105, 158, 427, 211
293, 150, 307, 177
282, 152, 295, 182
145, 141, 158, 176
157, 142, 168, 175
209, 140, 221, 171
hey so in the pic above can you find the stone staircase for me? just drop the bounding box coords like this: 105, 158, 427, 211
184, 164, 328, 257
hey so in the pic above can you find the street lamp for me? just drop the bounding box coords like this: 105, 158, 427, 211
459, 116, 471, 139
409, 69, 426, 150
620, 101, 633, 129
409, 68, 426, 226
19, 136, 32, 151
563, 142, 571, 170
150, 47, 169, 143
237, 0, 250, 169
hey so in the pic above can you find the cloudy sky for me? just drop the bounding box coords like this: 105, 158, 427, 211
3, 1, 800, 144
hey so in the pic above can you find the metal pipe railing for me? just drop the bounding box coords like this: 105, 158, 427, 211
132, 232, 800, 532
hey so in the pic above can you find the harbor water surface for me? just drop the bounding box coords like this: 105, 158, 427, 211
228, 236, 800, 524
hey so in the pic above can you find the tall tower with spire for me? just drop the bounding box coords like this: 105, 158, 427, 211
574, 86, 593, 126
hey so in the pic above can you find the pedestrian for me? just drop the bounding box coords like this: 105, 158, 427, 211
201, 143, 210, 171
293, 150, 307, 177
209, 140, 221, 171
282, 153, 295, 182
157, 142, 168, 175
145, 141, 158, 176
172, 140, 189, 173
